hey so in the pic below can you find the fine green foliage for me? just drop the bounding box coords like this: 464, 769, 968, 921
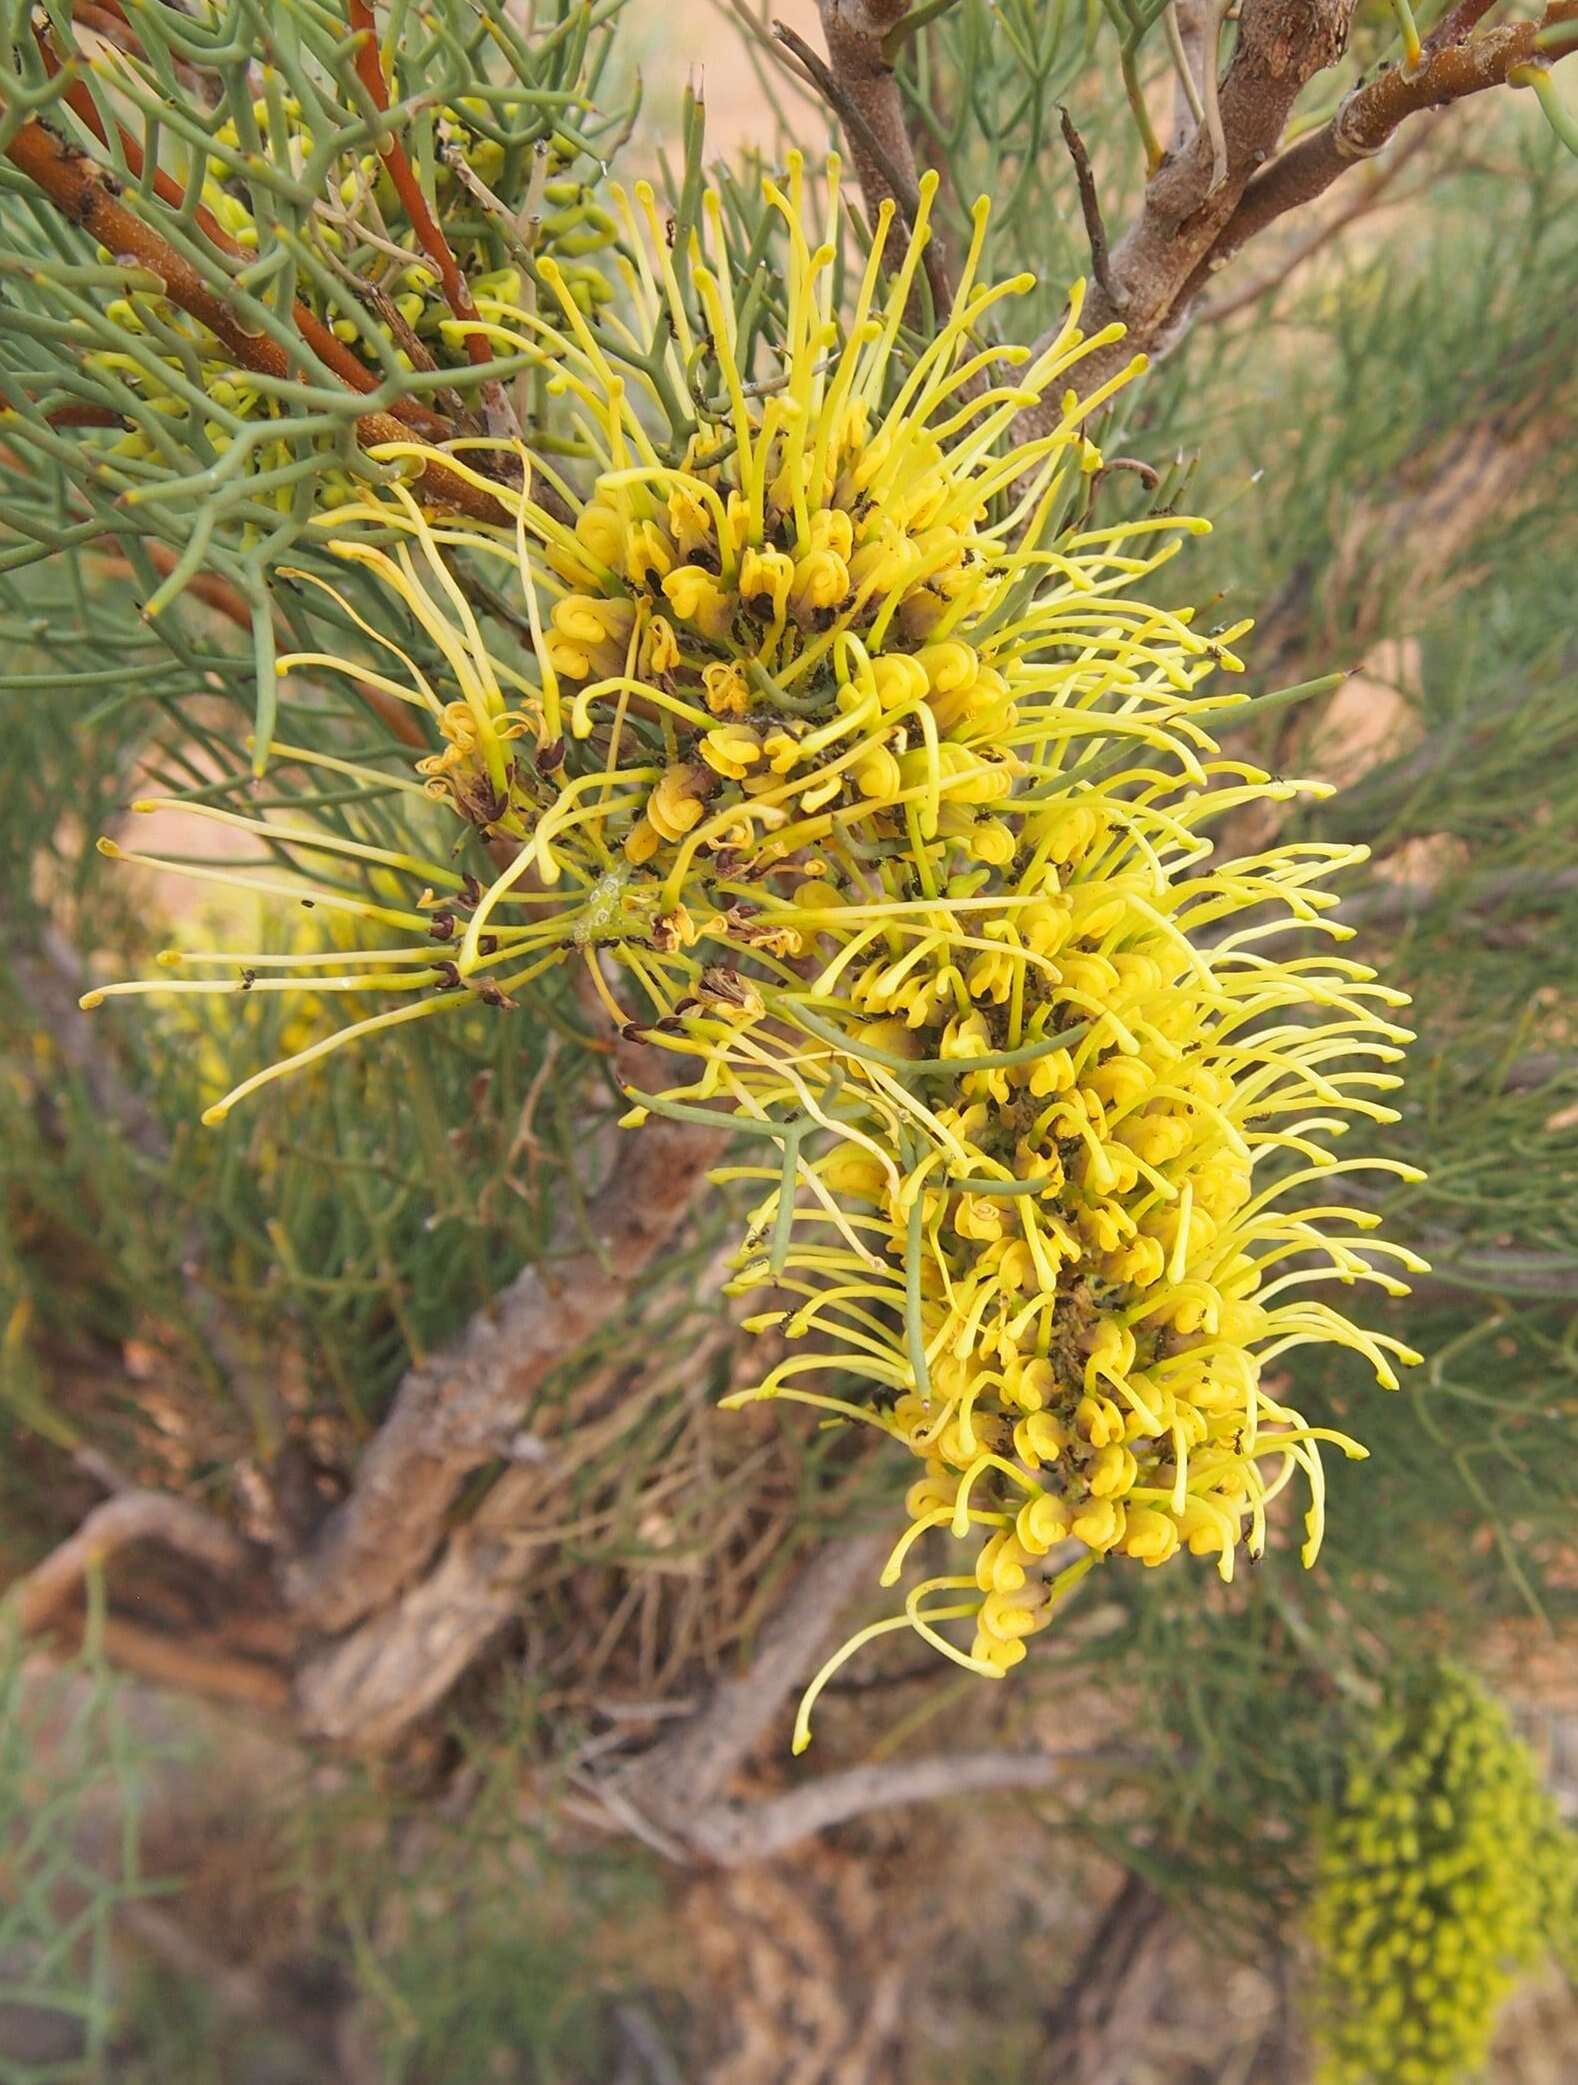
288, 1761, 667, 2085
0, 0, 634, 762
0, 1602, 158, 2085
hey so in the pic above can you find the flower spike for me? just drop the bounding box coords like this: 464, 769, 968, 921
87, 160, 1422, 1730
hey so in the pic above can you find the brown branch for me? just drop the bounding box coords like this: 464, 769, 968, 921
615, 1531, 885, 1834
294, 1316, 738, 1746
283, 1106, 725, 1638
8, 1489, 252, 1632
1183, 0, 1578, 302
1421, 0, 1506, 56
1039, 1870, 1176, 2079
3, 117, 504, 522
809, 1, 916, 209
31, 32, 453, 440
86, 1616, 290, 1707
1017, 0, 1359, 430
1194, 135, 1426, 326
292, 1523, 526, 1743
44, 400, 122, 428
1018, 0, 1576, 421
88, 545, 431, 749
796, 5, 956, 314
1059, 106, 1117, 308
1404, 1245, 1578, 1303
686, 1747, 1113, 1865
344, 0, 493, 371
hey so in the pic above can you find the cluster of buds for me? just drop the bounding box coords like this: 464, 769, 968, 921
1311, 1665, 1577, 2084
89, 158, 1423, 1735
80, 74, 614, 532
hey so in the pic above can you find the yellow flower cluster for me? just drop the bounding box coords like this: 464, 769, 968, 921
86, 158, 1422, 1733
1312, 1665, 1577, 2085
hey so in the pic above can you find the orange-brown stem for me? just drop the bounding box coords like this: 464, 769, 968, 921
4, 117, 507, 522
46, 400, 123, 427
346, 0, 493, 369
33, 29, 455, 438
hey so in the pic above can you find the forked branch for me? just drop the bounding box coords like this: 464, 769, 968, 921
1188, 0, 1578, 296
8, 1489, 252, 1633
688, 1746, 1110, 1864
617, 1531, 886, 1833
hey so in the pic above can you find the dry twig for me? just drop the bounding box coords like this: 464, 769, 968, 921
8, 1488, 252, 1633
615, 1532, 885, 1834
687, 1746, 1110, 1864
1059, 106, 1118, 308
795, 4, 956, 313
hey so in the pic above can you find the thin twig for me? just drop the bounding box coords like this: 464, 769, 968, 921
687, 1746, 1122, 1864
89, 543, 431, 749
343, 0, 498, 383
3, 118, 504, 522
614, 1531, 885, 1833
8, 1489, 252, 1633
784, 10, 956, 315
1058, 107, 1118, 308
1335, 864, 1578, 931
775, 24, 916, 215
121, 1904, 274, 2024
96, 1617, 289, 1706
1195, 140, 1428, 327
1421, 0, 1505, 57
613, 2002, 686, 2085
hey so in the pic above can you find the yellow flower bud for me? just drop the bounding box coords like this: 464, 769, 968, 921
790, 546, 850, 618
700, 725, 761, 780
661, 564, 732, 641
646, 763, 710, 842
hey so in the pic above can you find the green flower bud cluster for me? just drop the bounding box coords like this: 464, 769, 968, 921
1311, 1664, 1578, 2085
77, 95, 615, 533
219, 94, 616, 341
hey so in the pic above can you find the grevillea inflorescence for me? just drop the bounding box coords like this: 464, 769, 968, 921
87, 158, 1424, 1738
